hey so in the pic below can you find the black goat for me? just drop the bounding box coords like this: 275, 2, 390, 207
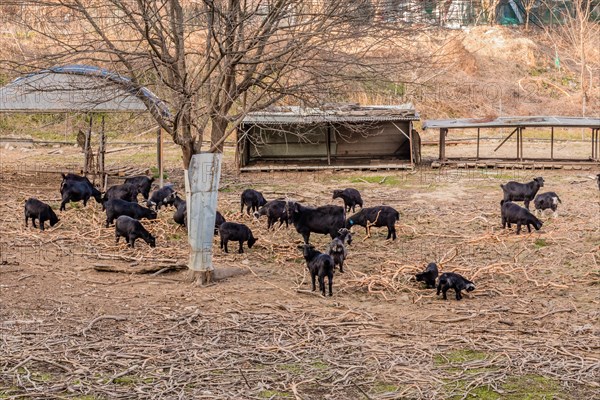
172, 196, 186, 226
501, 200, 543, 234
147, 186, 176, 210
59, 178, 103, 211
102, 183, 138, 208
24, 198, 59, 231
218, 222, 257, 253
253, 199, 288, 229
214, 211, 226, 234
300, 244, 334, 297
240, 189, 267, 215
286, 202, 345, 244
327, 228, 352, 273
105, 199, 157, 227
115, 215, 156, 248
332, 188, 363, 213
437, 272, 475, 301
415, 263, 439, 289
500, 177, 544, 210
124, 176, 155, 200
346, 205, 399, 240
534, 192, 562, 216
60, 173, 93, 190
596, 174, 600, 191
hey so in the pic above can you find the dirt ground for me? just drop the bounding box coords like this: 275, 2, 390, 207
1, 144, 599, 400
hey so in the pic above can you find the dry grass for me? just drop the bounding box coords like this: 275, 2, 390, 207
1, 145, 599, 399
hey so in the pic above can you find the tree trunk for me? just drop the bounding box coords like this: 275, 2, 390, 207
210, 116, 229, 154
181, 142, 194, 169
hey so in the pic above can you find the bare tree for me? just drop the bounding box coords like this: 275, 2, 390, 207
1, 0, 438, 283
1, 0, 430, 167
523, 0, 538, 30
543, 0, 600, 116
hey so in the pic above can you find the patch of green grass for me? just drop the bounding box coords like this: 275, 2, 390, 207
32, 372, 54, 382
113, 375, 136, 385
448, 384, 501, 400
528, 66, 546, 77
444, 373, 561, 400
350, 175, 400, 185
434, 349, 488, 365
279, 363, 303, 373
371, 381, 399, 394
534, 238, 548, 248
311, 361, 328, 370
503, 374, 561, 399
168, 232, 183, 240
258, 389, 292, 398
150, 166, 168, 180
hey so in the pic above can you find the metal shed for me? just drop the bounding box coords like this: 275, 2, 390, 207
423, 116, 600, 165
237, 104, 421, 171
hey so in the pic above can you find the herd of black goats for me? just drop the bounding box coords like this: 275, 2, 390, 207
22, 172, 600, 298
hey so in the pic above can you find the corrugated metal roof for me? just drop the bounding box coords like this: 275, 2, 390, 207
242, 104, 419, 124
423, 116, 600, 130
0, 65, 170, 116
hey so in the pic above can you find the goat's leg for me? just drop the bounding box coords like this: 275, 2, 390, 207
455, 288, 462, 300
318, 275, 325, 297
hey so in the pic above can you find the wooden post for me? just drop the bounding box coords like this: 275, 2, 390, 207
550, 127, 554, 160
83, 115, 93, 175
515, 127, 519, 160
476, 128, 480, 160
596, 128, 600, 160
592, 128, 598, 160
439, 128, 447, 161
326, 125, 331, 166
520, 128, 524, 161
408, 122, 414, 167
157, 127, 164, 187
98, 116, 106, 190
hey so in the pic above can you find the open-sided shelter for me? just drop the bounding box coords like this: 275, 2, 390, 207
0, 65, 170, 184
423, 116, 600, 165
237, 104, 421, 171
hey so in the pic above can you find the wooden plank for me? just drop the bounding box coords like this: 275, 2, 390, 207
240, 163, 413, 173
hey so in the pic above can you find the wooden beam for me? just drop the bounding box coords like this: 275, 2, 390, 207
157, 127, 163, 187
551, 127, 554, 160
326, 125, 331, 165
408, 122, 414, 166
83, 115, 93, 175
493, 127, 518, 152
520, 127, 525, 161
439, 128, 447, 161
99, 116, 106, 190
476, 128, 480, 160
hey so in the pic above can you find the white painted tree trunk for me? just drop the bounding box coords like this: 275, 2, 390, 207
184, 153, 222, 276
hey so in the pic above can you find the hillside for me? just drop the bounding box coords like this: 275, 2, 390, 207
0, 24, 598, 143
